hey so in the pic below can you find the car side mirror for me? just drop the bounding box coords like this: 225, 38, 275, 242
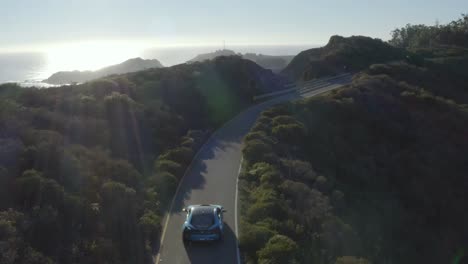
222, 209, 227, 212
182, 208, 187, 212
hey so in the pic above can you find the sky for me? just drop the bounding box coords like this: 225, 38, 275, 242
1, 0, 467, 52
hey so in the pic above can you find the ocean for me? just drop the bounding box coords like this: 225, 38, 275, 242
0, 52, 54, 87
0, 45, 313, 88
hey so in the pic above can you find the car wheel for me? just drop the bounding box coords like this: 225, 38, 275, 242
182, 233, 189, 243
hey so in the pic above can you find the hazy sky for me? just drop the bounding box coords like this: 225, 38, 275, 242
1, 0, 467, 51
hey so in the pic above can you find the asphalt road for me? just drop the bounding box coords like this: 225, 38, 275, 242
155, 74, 352, 264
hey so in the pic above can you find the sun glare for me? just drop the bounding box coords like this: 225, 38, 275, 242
44, 41, 144, 76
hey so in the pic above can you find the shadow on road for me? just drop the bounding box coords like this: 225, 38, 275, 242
183, 223, 239, 264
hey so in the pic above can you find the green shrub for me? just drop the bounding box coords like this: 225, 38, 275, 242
271, 123, 306, 144
139, 210, 161, 242
335, 256, 370, 264
154, 172, 178, 203
271, 115, 299, 126
244, 131, 269, 143
257, 235, 298, 264
155, 159, 184, 179
281, 159, 318, 183
242, 140, 274, 164
239, 220, 276, 256
161, 147, 194, 165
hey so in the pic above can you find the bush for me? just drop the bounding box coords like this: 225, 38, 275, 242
335, 256, 370, 264
242, 140, 274, 164
15, 170, 43, 209
244, 131, 269, 143
271, 123, 306, 145
239, 221, 276, 256
139, 211, 161, 242
160, 147, 194, 166
247, 162, 281, 185
246, 181, 288, 221
257, 235, 298, 264
271, 115, 299, 127
155, 159, 184, 179
281, 159, 318, 183
314, 175, 331, 193
154, 172, 178, 203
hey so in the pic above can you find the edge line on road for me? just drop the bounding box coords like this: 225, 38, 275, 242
235, 157, 243, 264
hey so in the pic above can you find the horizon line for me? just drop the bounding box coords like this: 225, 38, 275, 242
0, 41, 325, 54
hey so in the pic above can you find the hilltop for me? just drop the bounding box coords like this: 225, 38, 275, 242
188, 49, 294, 72
281, 35, 408, 80
188, 49, 238, 62
44, 57, 164, 84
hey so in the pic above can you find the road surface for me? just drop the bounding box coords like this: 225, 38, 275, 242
155, 74, 352, 264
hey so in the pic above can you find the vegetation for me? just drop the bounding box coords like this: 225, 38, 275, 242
389, 14, 468, 49
241, 14, 468, 264
281, 35, 409, 81
0, 56, 279, 263
241, 70, 468, 263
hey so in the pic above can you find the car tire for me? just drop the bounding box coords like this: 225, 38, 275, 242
182, 233, 190, 244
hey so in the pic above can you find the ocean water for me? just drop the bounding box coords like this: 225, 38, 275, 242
0, 45, 313, 88
0, 52, 55, 87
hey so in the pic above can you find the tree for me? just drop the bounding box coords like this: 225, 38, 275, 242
15, 170, 43, 209
335, 256, 370, 264
155, 159, 184, 179
160, 147, 194, 166
242, 139, 275, 164
0, 167, 11, 209
272, 123, 306, 145
153, 172, 178, 204
40, 178, 65, 208
281, 159, 318, 183
257, 235, 298, 264
108, 160, 141, 189
0, 209, 24, 264
139, 211, 161, 243
100, 181, 141, 263
239, 221, 276, 257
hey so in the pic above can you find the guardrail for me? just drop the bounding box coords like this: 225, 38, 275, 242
253, 73, 352, 101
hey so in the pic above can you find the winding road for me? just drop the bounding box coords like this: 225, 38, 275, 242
155, 74, 352, 264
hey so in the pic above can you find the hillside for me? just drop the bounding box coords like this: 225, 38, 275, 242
188, 49, 294, 72
0, 56, 283, 264
240, 43, 468, 264
281, 35, 408, 81
44, 57, 164, 84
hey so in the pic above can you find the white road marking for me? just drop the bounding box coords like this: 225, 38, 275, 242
235, 157, 243, 264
